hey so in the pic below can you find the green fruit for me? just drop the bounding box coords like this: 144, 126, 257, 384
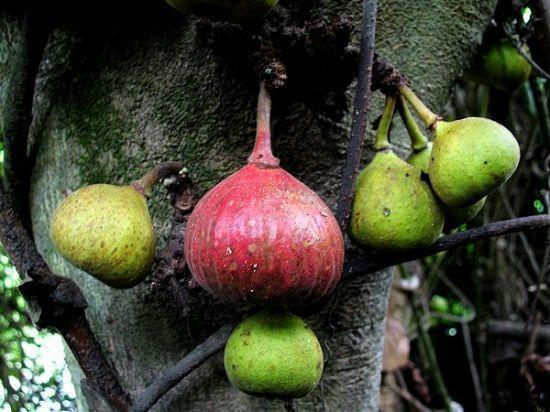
444, 197, 486, 231
165, 0, 278, 22
476, 40, 532, 91
407, 142, 433, 173
224, 309, 323, 398
50, 184, 156, 288
350, 151, 445, 250
406, 142, 486, 228
430, 295, 450, 313
428, 118, 520, 207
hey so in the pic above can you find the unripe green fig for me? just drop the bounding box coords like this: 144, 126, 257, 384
405, 141, 486, 228
165, 0, 278, 22
224, 309, 323, 398
351, 151, 445, 250
429, 118, 520, 207
444, 197, 486, 231
430, 295, 450, 313
50, 184, 155, 288
473, 40, 532, 91
350, 96, 445, 251
407, 142, 432, 173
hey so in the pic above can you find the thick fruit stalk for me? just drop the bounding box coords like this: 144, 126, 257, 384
399, 95, 431, 173
399, 85, 520, 207
184, 84, 344, 305
224, 308, 323, 398
350, 95, 445, 250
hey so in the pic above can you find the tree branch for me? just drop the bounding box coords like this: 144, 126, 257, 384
335, 0, 378, 231
1, 8, 48, 227
131, 322, 236, 412
487, 319, 550, 341
0, 183, 131, 411
345, 215, 550, 277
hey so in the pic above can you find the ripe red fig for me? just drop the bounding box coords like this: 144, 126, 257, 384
184, 85, 345, 305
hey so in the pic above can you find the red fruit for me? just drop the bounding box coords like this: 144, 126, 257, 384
184, 85, 345, 305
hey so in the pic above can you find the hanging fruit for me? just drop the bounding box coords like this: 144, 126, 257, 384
184, 84, 344, 305
51, 185, 154, 288
350, 95, 445, 251
398, 96, 486, 228
50, 163, 182, 288
470, 39, 532, 91
165, 0, 279, 23
224, 308, 324, 398
399, 85, 520, 208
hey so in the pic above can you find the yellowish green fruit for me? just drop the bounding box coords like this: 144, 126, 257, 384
428, 118, 520, 207
405, 141, 486, 228
475, 40, 532, 91
444, 197, 486, 231
224, 309, 323, 398
165, 0, 278, 22
50, 184, 155, 288
407, 142, 433, 173
350, 150, 445, 250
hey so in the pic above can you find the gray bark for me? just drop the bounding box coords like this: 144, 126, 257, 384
0, 1, 496, 411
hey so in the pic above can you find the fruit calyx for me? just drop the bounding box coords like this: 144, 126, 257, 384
247, 83, 280, 168
374, 95, 396, 152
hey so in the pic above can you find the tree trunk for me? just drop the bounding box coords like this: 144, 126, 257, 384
0, 1, 496, 410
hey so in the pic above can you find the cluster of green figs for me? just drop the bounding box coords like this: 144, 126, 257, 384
349, 86, 520, 250
48, 1, 529, 402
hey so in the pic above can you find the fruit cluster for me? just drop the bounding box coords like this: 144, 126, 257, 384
50, 83, 341, 399
47, 4, 523, 399
350, 87, 520, 251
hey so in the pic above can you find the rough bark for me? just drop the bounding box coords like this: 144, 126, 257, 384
0, 1, 497, 411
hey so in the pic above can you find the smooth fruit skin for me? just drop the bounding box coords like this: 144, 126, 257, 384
165, 0, 278, 22
429, 118, 520, 207
350, 151, 444, 250
444, 197, 486, 231
406, 142, 486, 228
407, 142, 433, 173
50, 184, 155, 288
224, 309, 323, 398
184, 163, 344, 305
477, 40, 532, 91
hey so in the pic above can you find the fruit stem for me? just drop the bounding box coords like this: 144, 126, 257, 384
134, 161, 185, 197
398, 85, 440, 130
374, 94, 396, 151
247, 82, 280, 168
397, 95, 429, 151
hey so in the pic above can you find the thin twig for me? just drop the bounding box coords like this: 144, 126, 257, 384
345, 215, 550, 277
412, 293, 452, 411
460, 321, 485, 412
495, 19, 550, 80
335, 0, 378, 231
386, 379, 432, 412
486, 319, 550, 341
131, 322, 236, 412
